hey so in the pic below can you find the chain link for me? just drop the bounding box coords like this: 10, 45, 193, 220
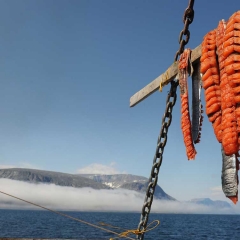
136, 80, 178, 240
174, 0, 195, 61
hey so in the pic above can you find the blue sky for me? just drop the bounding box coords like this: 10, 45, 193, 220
0, 0, 239, 202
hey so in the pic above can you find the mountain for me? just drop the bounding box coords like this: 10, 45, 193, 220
79, 174, 175, 201
0, 168, 110, 190
0, 168, 175, 200
190, 198, 231, 208
0, 168, 233, 211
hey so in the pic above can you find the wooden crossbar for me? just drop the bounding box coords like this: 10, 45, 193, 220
129, 44, 202, 107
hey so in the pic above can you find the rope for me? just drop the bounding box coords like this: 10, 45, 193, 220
0, 190, 159, 239
0, 190, 134, 240
159, 69, 169, 92
100, 220, 160, 240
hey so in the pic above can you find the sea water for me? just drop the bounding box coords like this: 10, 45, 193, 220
0, 210, 239, 239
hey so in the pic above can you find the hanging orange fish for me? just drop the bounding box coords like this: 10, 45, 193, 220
178, 49, 197, 160
199, 11, 240, 204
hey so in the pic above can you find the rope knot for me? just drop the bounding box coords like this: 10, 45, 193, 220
106, 219, 160, 240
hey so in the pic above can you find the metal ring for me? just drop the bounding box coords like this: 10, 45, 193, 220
183, 19, 190, 35
178, 30, 184, 44
183, 7, 194, 24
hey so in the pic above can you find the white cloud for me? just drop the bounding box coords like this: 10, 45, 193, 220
0, 165, 17, 169
208, 185, 229, 201
0, 179, 238, 214
77, 162, 126, 175
19, 162, 40, 169
210, 186, 223, 195
0, 162, 40, 170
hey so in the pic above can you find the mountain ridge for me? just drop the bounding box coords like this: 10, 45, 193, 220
0, 168, 174, 200
190, 198, 231, 208
0, 168, 232, 208
79, 173, 175, 200
0, 168, 110, 190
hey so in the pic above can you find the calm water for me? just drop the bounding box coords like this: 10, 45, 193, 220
0, 210, 240, 239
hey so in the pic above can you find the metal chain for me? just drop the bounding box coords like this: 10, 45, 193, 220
174, 0, 195, 61
136, 1, 195, 239
136, 80, 178, 240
